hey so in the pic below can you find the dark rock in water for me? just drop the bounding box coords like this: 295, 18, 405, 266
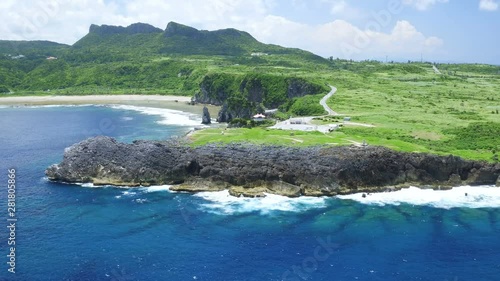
201, 106, 211, 124
46, 136, 500, 197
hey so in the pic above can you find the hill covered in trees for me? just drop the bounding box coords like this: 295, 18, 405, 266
0, 22, 332, 118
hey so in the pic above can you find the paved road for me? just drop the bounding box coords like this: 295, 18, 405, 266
269, 84, 374, 133
319, 85, 338, 116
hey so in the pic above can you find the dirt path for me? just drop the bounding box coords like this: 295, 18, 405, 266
319, 85, 338, 116
432, 65, 442, 75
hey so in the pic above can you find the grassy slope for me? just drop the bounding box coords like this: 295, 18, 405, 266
190, 61, 500, 162
0, 22, 330, 96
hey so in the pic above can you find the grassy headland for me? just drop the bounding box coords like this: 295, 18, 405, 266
189, 61, 500, 162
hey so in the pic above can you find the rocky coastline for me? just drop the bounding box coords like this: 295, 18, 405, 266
46, 136, 500, 197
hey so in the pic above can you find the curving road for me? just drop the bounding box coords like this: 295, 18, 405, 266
269, 84, 375, 132
320, 85, 338, 116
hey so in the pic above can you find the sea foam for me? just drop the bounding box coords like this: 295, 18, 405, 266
109, 105, 202, 126
25, 104, 96, 108
194, 190, 328, 215
337, 185, 500, 209
141, 185, 173, 193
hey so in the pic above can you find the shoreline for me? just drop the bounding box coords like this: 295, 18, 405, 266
0, 94, 191, 104
0, 94, 221, 116
46, 136, 500, 198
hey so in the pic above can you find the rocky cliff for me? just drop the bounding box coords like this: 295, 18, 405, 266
194, 73, 327, 122
88, 23, 163, 36
46, 136, 500, 197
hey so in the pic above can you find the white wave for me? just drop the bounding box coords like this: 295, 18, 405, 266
194, 190, 328, 215
141, 185, 172, 193
20, 104, 93, 108
337, 186, 500, 209
122, 191, 137, 196
73, 182, 137, 190
109, 105, 203, 127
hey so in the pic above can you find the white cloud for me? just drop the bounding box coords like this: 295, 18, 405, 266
319, 0, 363, 20
0, 0, 444, 61
402, 0, 449, 10
0, 0, 130, 43
479, 0, 499, 11
329, 0, 348, 14
244, 17, 443, 60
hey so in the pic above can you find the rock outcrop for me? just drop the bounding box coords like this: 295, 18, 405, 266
201, 106, 211, 124
89, 23, 163, 36
46, 136, 500, 197
194, 74, 327, 122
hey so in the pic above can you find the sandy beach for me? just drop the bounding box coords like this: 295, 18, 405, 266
0, 95, 191, 104
0, 95, 220, 115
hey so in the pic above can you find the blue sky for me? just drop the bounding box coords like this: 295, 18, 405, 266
0, 0, 498, 64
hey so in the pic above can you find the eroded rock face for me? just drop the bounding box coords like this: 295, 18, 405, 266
194, 75, 326, 122
201, 106, 211, 124
46, 136, 500, 197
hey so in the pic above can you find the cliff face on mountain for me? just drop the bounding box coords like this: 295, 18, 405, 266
46, 136, 500, 197
88, 23, 163, 36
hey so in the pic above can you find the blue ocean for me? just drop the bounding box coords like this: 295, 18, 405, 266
0, 105, 499, 281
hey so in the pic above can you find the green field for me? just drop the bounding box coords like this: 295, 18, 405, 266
189, 62, 500, 162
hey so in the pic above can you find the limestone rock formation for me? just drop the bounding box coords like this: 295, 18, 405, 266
201, 106, 211, 124
46, 136, 500, 197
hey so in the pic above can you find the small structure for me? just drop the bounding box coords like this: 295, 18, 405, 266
253, 113, 266, 122
289, 118, 304, 125
328, 124, 339, 132
343, 117, 351, 122
46, 56, 57, 60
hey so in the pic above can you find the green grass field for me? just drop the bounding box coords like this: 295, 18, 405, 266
189, 62, 500, 162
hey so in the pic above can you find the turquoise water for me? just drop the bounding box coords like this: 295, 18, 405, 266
0, 105, 499, 281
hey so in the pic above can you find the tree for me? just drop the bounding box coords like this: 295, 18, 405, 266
0, 85, 10, 93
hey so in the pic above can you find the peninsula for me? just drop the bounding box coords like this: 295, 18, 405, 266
46, 136, 500, 197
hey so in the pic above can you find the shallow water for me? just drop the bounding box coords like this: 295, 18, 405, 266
0, 105, 499, 281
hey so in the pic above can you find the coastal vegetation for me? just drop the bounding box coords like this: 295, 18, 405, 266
1, 22, 499, 161
189, 60, 500, 162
